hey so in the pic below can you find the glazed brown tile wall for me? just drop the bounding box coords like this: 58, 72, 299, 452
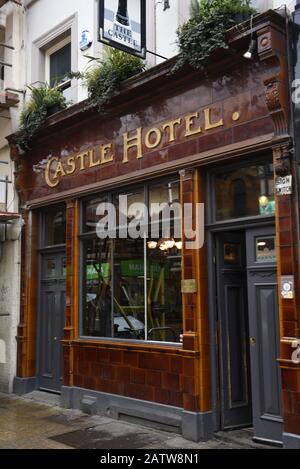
14, 60, 272, 205
72, 343, 200, 411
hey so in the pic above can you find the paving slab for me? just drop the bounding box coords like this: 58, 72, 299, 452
0, 392, 275, 450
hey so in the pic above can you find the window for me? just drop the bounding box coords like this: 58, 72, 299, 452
46, 37, 71, 101
42, 207, 66, 247
214, 163, 275, 221
80, 180, 183, 343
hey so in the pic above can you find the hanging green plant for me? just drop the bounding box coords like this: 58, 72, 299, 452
175, 0, 257, 71
13, 84, 68, 152
83, 46, 145, 113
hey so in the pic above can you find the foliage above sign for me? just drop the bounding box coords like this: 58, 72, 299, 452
99, 0, 146, 58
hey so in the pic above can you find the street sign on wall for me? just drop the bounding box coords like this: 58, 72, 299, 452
99, 0, 146, 58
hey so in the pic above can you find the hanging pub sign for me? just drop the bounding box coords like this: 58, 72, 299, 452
99, 0, 146, 58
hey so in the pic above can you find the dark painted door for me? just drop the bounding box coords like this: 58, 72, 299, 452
39, 252, 66, 392
216, 232, 252, 429
246, 226, 283, 444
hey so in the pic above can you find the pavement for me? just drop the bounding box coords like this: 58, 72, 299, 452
0, 391, 276, 450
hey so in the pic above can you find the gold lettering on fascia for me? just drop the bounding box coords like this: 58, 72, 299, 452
44, 105, 229, 187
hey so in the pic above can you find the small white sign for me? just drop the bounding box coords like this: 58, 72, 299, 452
280, 276, 294, 300
80, 30, 93, 51
275, 175, 292, 196
99, 0, 146, 58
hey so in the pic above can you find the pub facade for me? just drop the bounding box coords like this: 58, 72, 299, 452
10, 10, 300, 448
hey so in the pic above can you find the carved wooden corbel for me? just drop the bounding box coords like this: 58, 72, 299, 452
273, 143, 292, 176
256, 25, 290, 137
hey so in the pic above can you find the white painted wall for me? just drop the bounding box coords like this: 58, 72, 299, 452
0, 2, 23, 394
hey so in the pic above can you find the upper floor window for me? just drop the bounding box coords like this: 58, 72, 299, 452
46, 37, 71, 101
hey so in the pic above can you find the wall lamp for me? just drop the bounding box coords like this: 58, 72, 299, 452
243, 15, 257, 60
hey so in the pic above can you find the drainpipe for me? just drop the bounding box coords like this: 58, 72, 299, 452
293, 3, 300, 164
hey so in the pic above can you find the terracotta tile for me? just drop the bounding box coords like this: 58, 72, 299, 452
116, 366, 130, 382
124, 383, 154, 402
183, 393, 199, 412
183, 359, 195, 377
123, 351, 139, 367
169, 390, 183, 408
130, 368, 146, 385
139, 353, 169, 371
109, 349, 124, 364
154, 387, 170, 405
101, 364, 116, 381
162, 372, 180, 391
146, 370, 162, 387
169, 357, 183, 374
182, 376, 195, 394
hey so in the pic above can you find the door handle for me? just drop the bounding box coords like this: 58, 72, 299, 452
250, 337, 257, 346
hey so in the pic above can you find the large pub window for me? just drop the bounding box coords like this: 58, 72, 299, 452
80, 179, 183, 343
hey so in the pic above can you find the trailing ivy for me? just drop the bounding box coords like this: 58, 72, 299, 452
13, 84, 67, 152
175, 0, 257, 71
84, 47, 145, 113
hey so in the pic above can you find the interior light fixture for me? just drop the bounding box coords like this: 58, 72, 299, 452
257, 242, 267, 247
259, 195, 269, 209
147, 241, 158, 250
164, 238, 176, 249
175, 241, 183, 250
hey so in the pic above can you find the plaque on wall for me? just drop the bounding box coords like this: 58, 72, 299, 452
275, 175, 292, 196
181, 279, 197, 294
280, 276, 295, 300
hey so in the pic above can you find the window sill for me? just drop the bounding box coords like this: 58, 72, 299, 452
68, 337, 200, 356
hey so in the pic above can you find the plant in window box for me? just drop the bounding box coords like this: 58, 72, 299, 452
75, 46, 145, 113
13, 84, 68, 152
175, 0, 257, 72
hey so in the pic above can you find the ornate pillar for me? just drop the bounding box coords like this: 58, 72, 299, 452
62, 199, 80, 390
180, 168, 212, 440
257, 18, 300, 447
13, 208, 38, 394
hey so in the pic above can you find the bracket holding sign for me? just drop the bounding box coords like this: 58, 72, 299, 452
99, 0, 146, 58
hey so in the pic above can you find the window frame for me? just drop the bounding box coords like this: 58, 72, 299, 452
39, 204, 67, 250
45, 36, 72, 95
78, 178, 183, 346
207, 157, 275, 227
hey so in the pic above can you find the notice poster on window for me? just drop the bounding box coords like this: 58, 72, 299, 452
99, 0, 146, 58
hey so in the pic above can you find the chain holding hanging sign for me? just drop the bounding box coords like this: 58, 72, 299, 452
99, 0, 146, 58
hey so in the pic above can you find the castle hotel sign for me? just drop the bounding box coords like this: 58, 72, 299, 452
44, 106, 240, 188
99, 0, 146, 58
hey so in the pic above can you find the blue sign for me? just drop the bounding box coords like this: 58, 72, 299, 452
80, 30, 92, 51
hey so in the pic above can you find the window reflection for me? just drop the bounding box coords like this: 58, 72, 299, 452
44, 208, 66, 246
83, 196, 108, 233
82, 238, 112, 337
113, 239, 145, 340
81, 180, 183, 343
215, 164, 274, 221
147, 240, 182, 342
